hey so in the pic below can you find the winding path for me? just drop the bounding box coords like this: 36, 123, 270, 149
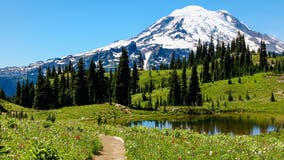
94, 135, 126, 160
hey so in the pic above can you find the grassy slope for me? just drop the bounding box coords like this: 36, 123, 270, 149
1, 70, 284, 159
134, 70, 284, 114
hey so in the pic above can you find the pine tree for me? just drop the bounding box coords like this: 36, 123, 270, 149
208, 35, 215, 58
87, 59, 96, 103
115, 47, 131, 106
73, 58, 88, 105
33, 68, 46, 109
270, 91, 276, 102
196, 39, 203, 64
202, 43, 211, 83
43, 76, 53, 109
138, 53, 144, 70
188, 50, 195, 67
259, 40, 268, 71
59, 74, 66, 106
0, 88, 6, 100
131, 61, 139, 94
188, 65, 202, 106
108, 69, 114, 104
15, 81, 21, 104
168, 68, 180, 106
97, 60, 107, 103
228, 90, 233, 101
52, 73, 59, 108
170, 52, 175, 69
181, 60, 187, 105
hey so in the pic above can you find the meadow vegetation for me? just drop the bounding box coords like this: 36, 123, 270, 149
1, 70, 284, 159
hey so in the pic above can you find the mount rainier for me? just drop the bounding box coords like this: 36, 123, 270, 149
1, 5, 284, 95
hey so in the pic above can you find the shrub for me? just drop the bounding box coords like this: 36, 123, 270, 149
6, 118, 17, 129
27, 141, 62, 160
271, 91, 276, 102
46, 114, 56, 123
42, 121, 52, 128
91, 138, 103, 155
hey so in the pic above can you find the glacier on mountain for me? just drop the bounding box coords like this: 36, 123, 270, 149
1, 5, 284, 95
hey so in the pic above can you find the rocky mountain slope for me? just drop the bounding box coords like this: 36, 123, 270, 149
1, 5, 284, 95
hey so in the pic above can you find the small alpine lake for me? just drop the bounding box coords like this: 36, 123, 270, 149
129, 114, 284, 135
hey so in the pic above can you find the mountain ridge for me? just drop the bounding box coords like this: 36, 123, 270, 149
1, 5, 284, 95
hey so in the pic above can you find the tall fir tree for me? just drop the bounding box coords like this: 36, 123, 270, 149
138, 53, 144, 70
170, 52, 175, 69
43, 76, 53, 109
52, 73, 59, 108
168, 68, 180, 106
97, 60, 107, 103
73, 58, 88, 105
202, 43, 212, 83
33, 68, 46, 109
59, 74, 66, 106
87, 59, 96, 103
188, 65, 203, 106
0, 88, 6, 100
181, 58, 187, 105
259, 40, 268, 71
115, 47, 131, 106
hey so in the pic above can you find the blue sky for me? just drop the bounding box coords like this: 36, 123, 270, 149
0, 0, 283, 68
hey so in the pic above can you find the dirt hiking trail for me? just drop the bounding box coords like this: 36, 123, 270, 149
94, 135, 126, 160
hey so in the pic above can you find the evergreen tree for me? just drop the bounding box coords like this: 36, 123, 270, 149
46, 67, 51, 79
33, 68, 46, 109
131, 61, 139, 94
59, 74, 66, 106
208, 35, 215, 58
170, 52, 175, 69
270, 91, 276, 102
259, 40, 268, 71
138, 53, 144, 70
87, 59, 96, 103
202, 43, 211, 83
0, 88, 6, 100
228, 90, 233, 101
115, 47, 131, 106
224, 43, 231, 79
168, 69, 180, 106
43, 76, 53, 109
196, 39, 203, 64
73, 58, 88, 105
181, 60, 187, 105
188, 65, 202, 106
97, 60, 107, 103
108, 69, 114, 104
188, 50, 195, 67
52, 73, 59, 108
15, 81, 21, 104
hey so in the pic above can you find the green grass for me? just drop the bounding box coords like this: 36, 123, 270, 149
0, 117, 102, 159
134, 71, 284, 114
97, 125, 284, 160
1, 71, 284, 159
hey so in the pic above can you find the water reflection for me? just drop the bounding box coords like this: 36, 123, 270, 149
130, 115, 284, 135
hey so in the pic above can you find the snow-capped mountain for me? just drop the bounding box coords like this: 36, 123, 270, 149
1, 5, 284, 95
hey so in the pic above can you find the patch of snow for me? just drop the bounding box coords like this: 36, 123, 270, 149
144, 51, 152, 70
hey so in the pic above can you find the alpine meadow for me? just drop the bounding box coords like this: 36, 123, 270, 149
1, 4, 284, 160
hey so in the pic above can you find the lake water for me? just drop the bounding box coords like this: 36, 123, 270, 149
130, 115, 284, 135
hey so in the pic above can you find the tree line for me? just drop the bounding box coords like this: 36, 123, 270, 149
12, 48, 134, 110
3, 32, 284, 110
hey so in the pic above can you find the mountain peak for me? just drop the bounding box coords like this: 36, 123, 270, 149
1, 5, 284, 95
170, 5, 209, 16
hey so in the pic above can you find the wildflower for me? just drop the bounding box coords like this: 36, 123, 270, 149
75, 135, 80, 140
